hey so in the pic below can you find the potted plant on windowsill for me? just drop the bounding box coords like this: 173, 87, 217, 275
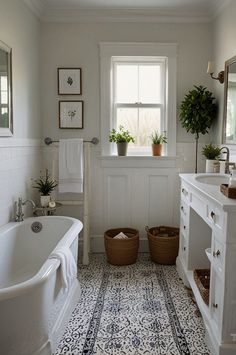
150, 131, 167, 156
109, 125, 135, 156
202, 143, 221, 173
33, 169, 57, 207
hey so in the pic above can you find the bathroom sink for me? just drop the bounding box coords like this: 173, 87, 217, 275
194, 174, 229, 186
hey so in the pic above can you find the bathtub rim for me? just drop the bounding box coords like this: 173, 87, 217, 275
0, 216, 83, 301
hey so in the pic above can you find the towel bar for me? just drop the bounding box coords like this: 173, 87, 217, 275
44, 137, 99, 145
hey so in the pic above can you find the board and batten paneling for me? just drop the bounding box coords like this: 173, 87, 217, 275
103, 166, 177, 246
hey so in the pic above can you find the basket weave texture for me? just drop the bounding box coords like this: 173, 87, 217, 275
146, 226, 179, 265
193, 269, 210, 305
104, 228, 139, 266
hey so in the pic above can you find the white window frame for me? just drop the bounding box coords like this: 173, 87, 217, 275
100, 42, 177, 156
112, 57, 166, 155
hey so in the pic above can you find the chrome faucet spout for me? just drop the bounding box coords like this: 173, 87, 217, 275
220, 146, 230, 173
22, 199, 36, 210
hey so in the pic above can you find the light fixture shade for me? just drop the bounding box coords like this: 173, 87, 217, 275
207, 61, 215, 74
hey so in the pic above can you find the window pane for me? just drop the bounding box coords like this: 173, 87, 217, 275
117, 107, 161, 147
139, 65, 161, 104
1, 76, 7, 91
1, 91, 8, 104
0, 107, 8, 127
116, 65, 138, 103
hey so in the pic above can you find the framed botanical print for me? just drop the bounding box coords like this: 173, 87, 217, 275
58, 68, 82, 95
59, 100, 83, 129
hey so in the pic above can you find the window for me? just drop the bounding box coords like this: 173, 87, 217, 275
100, 42, 177, 156
113, 59, 166, 154
0, 74, 8, 128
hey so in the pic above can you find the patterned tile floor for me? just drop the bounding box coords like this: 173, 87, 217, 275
55, 254, 210, 355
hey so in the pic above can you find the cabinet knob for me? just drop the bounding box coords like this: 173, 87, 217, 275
210, 211, 215, 219
184, 225, 186, 229
212, 303, 218, 309
213, 250, 221, 257
182, 188, 188, 196
183, 247, 186, 251
181, 206, 184, 211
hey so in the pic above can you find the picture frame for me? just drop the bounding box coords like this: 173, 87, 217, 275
58, 68, 82, 95
59, 100, 83, 129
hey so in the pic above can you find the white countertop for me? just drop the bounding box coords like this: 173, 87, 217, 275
180, 173, 236, 211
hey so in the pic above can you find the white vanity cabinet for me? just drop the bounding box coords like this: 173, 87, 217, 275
177, 174, 236, 355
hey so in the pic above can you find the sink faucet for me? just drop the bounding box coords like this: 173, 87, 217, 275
15, 198, 36, 222
220, 146, 230, 173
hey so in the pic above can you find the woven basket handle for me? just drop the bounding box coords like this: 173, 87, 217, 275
145, 226, 149, 233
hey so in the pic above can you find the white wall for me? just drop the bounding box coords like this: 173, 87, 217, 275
41, 22, 213, 144
40, 21, 213, 251
0, 0, 42, 226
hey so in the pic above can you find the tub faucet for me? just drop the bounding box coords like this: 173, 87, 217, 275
220, 146, 230, 173
15, 198, 36, 222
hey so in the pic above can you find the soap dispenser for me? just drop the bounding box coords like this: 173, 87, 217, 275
229, 168, 236, 188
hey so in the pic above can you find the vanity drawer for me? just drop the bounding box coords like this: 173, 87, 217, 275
180, 200, 189, 225
207, 203, 224, 232
179, 230, 188, 265
181, 183, 190, 204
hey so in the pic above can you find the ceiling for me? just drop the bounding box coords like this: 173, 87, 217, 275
24, 0, 231, 22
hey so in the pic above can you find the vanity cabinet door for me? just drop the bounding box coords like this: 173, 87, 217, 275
210, 269, 223, 337
211, 233, 224, 275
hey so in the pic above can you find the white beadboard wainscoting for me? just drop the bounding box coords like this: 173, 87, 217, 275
42, 142, 206, 254
0, 139, 43, 227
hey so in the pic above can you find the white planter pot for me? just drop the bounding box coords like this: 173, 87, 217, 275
205, 159, 216, 173
40, 195, 50, 207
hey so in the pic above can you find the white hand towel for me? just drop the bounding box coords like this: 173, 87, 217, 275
49, 246, 77, 291
59, 139, 83, 193
114, 232, 129, 239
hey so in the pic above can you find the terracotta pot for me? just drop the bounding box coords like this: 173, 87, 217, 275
117, 142, 128, 156
152, 144, 162, 156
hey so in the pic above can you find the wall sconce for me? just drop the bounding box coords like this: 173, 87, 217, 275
207, 61, 224, 84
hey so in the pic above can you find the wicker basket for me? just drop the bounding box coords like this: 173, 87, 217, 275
146, 226, 179, 265
193, 269, 210, 305
104, 228, 139, 266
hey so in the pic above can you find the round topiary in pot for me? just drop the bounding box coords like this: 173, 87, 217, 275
180, 85, 217, 173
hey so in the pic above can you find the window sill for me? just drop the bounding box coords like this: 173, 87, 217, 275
99, 155, 177, 168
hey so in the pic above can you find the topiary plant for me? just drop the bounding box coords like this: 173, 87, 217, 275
180, 85, 217, 173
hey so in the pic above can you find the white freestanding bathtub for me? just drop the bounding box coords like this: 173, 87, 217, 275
0, 216, 83, 355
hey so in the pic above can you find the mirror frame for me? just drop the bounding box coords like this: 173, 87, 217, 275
0, 40, 13, 136
223, 54, 236, 144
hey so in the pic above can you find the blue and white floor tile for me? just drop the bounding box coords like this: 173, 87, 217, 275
55, 254, 210, 355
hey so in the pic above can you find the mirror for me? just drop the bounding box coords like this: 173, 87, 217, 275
223, 55, 236, 144
0, 40, 13, 136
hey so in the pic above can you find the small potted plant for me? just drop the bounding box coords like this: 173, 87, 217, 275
202, 143, 221, 173
33, 169, 57, 207
109, 125, 135, 156
150, 131, 167, 156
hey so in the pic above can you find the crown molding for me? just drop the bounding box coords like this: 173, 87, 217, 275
24, 0, 232, 23
24, 0, 46, 18
211, 0, 232, 19
41, 8, 210, 23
